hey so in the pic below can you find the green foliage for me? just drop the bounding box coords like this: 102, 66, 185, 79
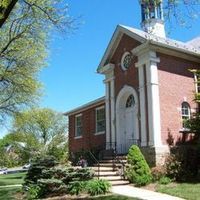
159, 176, 171, 185
0, 0, 75, 123
151, 166, 166, 182
24, 156, 95, 198
86, 179, 111, 196
125, 145, 152, 186
27, 185, 41, 200
165, 154, 182, 181
68, 181, 86, 195
24, 155, 58, 186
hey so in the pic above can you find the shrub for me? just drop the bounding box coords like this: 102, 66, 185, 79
27, 185, 41, 200
151, 166, 166, 182
68, 181, 86, 195
165, 154, 182, 181
86, 179, 111, 196
125, 145, 152, 186
159, 176, 171, 185
24, 155, 58, 186
37, 178, 65, 198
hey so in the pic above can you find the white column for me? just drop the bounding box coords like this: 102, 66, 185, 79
104, 80, 110, 149
145, 52, 162, 147
137, 64, 147, 146
99, 63, 115, 149
110, 78, 116, 149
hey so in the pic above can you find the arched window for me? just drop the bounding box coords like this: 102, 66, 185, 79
126, 95, 135, 108
181, 102, 191, 128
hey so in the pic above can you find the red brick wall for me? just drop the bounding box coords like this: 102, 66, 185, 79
68, 102, 106, 154
158, 53, 200, 145
111, 34, 140, 98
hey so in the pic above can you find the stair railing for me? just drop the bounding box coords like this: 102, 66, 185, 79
88, 151, 100, 179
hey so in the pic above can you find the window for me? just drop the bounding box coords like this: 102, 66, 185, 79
96, 107, 105, 134
121, 52, 132, 70
126, 95, 135, 108
195, 73, 200, 93
181, 102, 191, 128
75, 114, 82, 138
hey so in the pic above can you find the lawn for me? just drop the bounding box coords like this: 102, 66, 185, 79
156, 183, 200, 200
0, 187, 22, 200
0, 172, 26, 186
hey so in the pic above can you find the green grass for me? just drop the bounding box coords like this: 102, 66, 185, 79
0, 172, 26, 186
89, 195, 140, 200
157, 183, 200, 200
0, 187, 22, 200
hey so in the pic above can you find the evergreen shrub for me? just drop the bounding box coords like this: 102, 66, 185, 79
125, 145, 152, 186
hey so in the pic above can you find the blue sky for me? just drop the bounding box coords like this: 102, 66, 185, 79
1, 0, 200, 138
40, 0, 200, 114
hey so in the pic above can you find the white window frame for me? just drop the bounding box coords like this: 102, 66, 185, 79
194, 74, 200, 93
95, 106, 106, 135
75, 114, 83, 139
181, 102, 191, 131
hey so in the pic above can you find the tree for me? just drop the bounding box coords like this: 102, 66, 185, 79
142, 0, 200, 27
186, 70, 200, 137
0, 0, 75, 123
0, 0, 18, 28
12, 108, 68, 160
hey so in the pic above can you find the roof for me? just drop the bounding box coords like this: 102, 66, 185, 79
187, 37, 200, 50
97, 25, 200, 72
64, 96, 105, 116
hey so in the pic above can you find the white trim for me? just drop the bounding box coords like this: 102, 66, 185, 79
64, 97, 105, 116
105, 82, 111, 148
116, 85, 139, 153
137, 64, 147, 146
75, 114, 83, 138
74, 136, 83, 139
94, 131, 105, 136
145, 51, 162, 147
110, 78, 116, 145
121, 52, 132, 71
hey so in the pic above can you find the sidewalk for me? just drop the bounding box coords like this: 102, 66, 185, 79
111, 185, 185, 200
0, 184, 22, 188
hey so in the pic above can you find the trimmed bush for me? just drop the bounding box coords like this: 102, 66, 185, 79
24, 155, 58, 186
151, 166, 166, 182
125, 145, 152, 186
159, 176, 171, 185
68, 181, 86, 195
86, 179, 111, 196
165, 154, 182, 181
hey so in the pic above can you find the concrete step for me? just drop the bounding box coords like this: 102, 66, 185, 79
90, 166, 114, 172
103, 156, 127, 160
110, 180, 129, 186
93, 163, 122, 168
94, 171, 118, 176
100, 176, 122, 181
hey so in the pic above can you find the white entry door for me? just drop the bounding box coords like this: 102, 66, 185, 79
117, 105, 135, 154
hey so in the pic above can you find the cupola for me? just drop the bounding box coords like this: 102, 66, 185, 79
140, 0, 166, 38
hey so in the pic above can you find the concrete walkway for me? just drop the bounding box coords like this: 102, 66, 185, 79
0, 184, 22, 188
111, 185, 185, 200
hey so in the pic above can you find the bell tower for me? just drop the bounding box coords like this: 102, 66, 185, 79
140, 0, 166, 38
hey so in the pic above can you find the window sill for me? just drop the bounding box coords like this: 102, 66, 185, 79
94, 131, 105, 136
74, 136, 83, 139
179, 128, 191, 133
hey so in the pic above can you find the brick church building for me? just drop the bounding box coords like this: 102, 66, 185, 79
65, 1, 200, 165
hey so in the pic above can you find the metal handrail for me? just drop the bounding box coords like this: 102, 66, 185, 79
88, 151, 100, 179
